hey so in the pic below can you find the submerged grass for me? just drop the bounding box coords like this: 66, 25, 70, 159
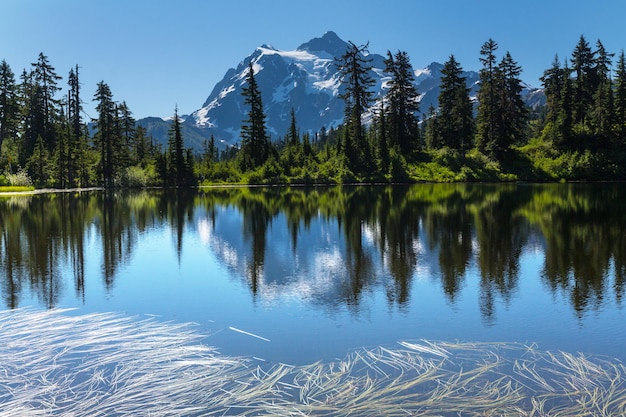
1, 308, 626, 416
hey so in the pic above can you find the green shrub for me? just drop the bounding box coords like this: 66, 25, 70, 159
389, 147, 410, 181
5, 170, 33, 187
114, 165, 160, 188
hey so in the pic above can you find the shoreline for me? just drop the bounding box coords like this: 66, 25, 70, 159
0, 187, 104, 196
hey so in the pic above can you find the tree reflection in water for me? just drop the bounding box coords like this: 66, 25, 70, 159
1, 184, 625, 321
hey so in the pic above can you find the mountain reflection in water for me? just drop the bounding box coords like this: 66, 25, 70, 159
1, 184, 625, 362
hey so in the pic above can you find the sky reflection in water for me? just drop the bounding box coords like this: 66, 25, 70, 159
0, 184, 624, 365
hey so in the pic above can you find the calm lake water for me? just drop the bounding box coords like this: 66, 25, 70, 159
1, 183, 625, 365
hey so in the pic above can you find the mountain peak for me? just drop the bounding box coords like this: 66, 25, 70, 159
136, 31, 542, 151
259, 43, 278, 51
297, 31, 347, 58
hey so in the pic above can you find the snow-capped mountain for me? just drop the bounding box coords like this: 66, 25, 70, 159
187, 31, 357, 145
138, 31, 544, 150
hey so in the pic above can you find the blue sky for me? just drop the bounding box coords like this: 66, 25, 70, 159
2, 0, 625, 119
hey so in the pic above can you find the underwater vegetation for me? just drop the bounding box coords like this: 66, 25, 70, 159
1, 308, 625, 416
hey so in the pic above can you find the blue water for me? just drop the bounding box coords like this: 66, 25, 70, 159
3, 184, 625, 365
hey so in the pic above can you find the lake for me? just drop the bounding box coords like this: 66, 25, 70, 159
1, 183, 626, 414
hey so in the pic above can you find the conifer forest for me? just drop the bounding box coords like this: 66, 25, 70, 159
2, 35, 626, 189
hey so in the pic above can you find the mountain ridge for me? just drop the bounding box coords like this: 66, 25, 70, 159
137, 31, 544, 151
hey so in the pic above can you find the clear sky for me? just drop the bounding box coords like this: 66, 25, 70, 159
2, 0, 625, 119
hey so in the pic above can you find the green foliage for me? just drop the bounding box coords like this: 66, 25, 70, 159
117, 164, 159, 188
199, 161, 243, 185
384, 50, 420, 155
240, 62, 270, 170
7, 36, 626, 190
5, 169, 33, 187
476, 40, 528, 160
337, 41, 376, 169
165, 107, 195, 186
434, 55, 474, 151
0, 185, 34, 192
246, 156, 287, 185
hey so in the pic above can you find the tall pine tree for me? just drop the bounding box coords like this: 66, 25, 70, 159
0, 60, 19, 153
240, 62, 270, 169
476, 39, 499, 156
591, 39, 614, 144
436, 55, 474, 151
540, 55, 564, 143
93, 81, 116, 188
167, 105, 190, 186
496, 52, 528, 151
571, 35, 595, 127
31, 53, 61, 151
384, 50, 420, 155
65, 65, 85, 187
614, 50, 626, 146
288, 107, 299, 146
337, 41, 375, 169
476, 40, 527, 159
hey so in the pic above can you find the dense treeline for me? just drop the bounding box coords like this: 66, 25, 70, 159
3, 35, 626, 188
0, 53, 194, 188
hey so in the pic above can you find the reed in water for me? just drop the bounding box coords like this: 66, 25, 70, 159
1, 308, 625, 416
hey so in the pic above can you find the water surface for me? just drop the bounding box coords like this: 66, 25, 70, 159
1, 184, 624, 364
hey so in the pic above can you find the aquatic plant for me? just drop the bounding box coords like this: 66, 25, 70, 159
1, 308, 625, 416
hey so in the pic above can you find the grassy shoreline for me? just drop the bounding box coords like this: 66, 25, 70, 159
0, 186, 103, 196
3, 144, 626, 194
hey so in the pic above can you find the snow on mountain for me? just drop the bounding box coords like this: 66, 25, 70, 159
138, 31, 544, 151
185, 31, 351, 145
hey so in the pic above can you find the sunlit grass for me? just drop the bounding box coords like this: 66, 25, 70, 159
0, 185, 36, 193
1, 308, 625, 416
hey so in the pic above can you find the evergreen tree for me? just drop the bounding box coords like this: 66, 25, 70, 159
19, 68, 42, 165
374, 97, 389, 171
0, 60, 19, 154
571, 35, 595, 126
167, 106, 187, 185
67, 67, 82, 143
134, 125, 150, 166
476, 38, 499, 156
476, 40, 527, 159
540, 55, 564, 143
30, 53, 61, 151
336, 41, 375, 169
496, 52, 528, 150
93, 81, 116, 187
53, 107, 70, 187
65, 65, 85, 187
208, 134, 218, 162
116, 101, 134, 168
591, 40, 614, 143
240, 62, 270, 169
437, 55, 474, 151
185, 148, 196, 185
556, 61, 574, 149
201, 134, 218, 168
540, 56, 577, 149
614, 50, 626, 145
423, 104, 440, 150
288, 107, 299, 146
383, 50, 420, 155
27, 135, 50, 185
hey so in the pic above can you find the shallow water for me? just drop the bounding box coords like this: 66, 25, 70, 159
2, 309, 625, 416
1, 183, 625, 365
